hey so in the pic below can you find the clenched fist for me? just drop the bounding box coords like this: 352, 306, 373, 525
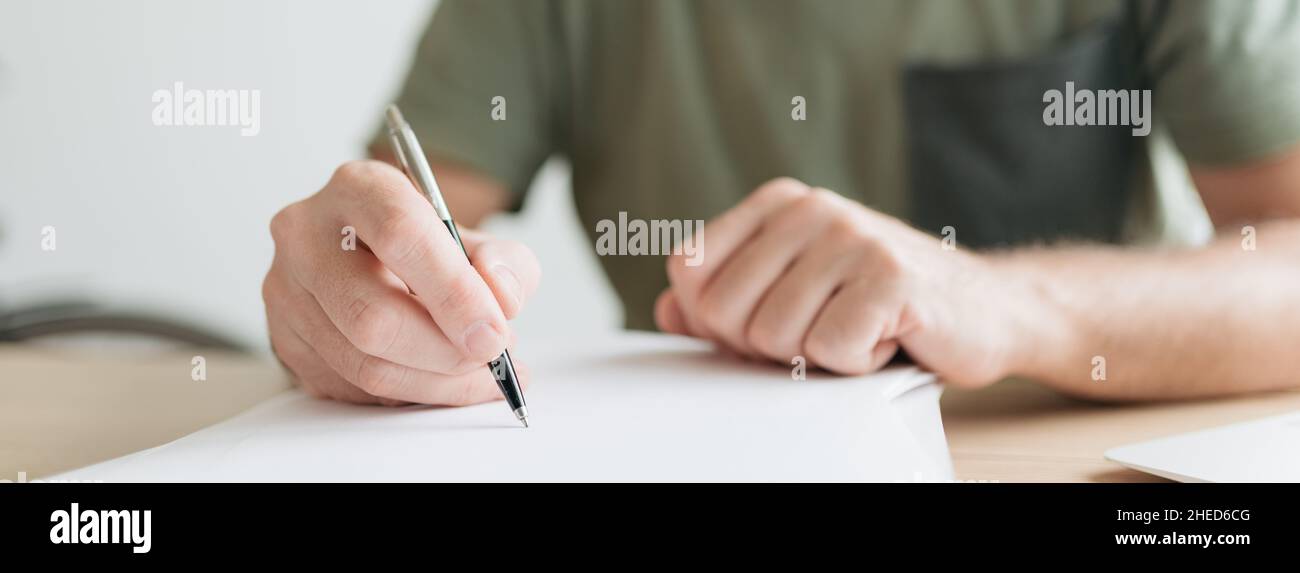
657, 177, 1044, 388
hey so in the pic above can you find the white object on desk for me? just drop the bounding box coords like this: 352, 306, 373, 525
52, 332, 952, 482
1106, 411, 1300, 483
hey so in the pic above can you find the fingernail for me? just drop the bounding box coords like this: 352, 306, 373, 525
463, 321, 504, 357
491, 264, 522, 310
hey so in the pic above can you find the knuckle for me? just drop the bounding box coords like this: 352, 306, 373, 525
864, 241, 906, 279
826, 217, 883, 261
344, 297, 402, 356
695, 288, 730, 332
431, 272, 489, 322
826, 212, 865, 240
769, 188, 839, 232
746, 320, 791, 359
354, 354, 402, 397
804, 187, 841, 210
372, 207, 431, 265
753, 177, 809, 202
803, 331, 838, 370
260, 274, 280, 307
260, 267, 277, 297
331, 160, 412, 207
269, 203, 302, 243
333, 160, 411, 203
331, 159, 380, 185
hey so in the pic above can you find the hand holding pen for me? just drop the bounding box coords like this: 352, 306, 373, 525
262, 108, 538, 414
385, 105, 531, 426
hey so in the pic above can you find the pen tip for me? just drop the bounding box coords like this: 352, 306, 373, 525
520, 417, 530, 428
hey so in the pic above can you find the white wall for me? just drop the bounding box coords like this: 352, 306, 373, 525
0, 0, 620, 350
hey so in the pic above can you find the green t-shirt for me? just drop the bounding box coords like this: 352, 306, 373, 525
373, 0, 1300, 330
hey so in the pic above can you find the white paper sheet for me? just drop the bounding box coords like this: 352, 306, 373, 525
52, 332, 952, 482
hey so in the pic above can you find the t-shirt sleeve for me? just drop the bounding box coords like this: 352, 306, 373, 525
1144, 0, 1300, 166
369, 0, 569, 210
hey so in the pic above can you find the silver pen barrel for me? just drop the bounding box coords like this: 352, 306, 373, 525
384, 105, 452, 221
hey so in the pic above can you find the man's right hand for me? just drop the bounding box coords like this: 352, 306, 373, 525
262, 160, 539, 406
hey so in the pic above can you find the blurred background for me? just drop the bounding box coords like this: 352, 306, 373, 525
0, 0, 620, 351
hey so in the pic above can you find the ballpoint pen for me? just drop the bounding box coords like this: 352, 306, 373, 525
384, 104, 530, 428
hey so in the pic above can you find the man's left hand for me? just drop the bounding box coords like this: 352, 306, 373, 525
656, 177, 1048, 387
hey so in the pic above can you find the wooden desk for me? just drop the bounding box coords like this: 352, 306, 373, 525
941, 379, 1300, 482
4, 343, 1297, 481
0, 345, 289, 480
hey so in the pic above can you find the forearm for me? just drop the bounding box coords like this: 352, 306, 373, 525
993, 220, 1300, 400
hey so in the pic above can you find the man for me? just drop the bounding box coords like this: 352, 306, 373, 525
262, 0, 1300, 406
